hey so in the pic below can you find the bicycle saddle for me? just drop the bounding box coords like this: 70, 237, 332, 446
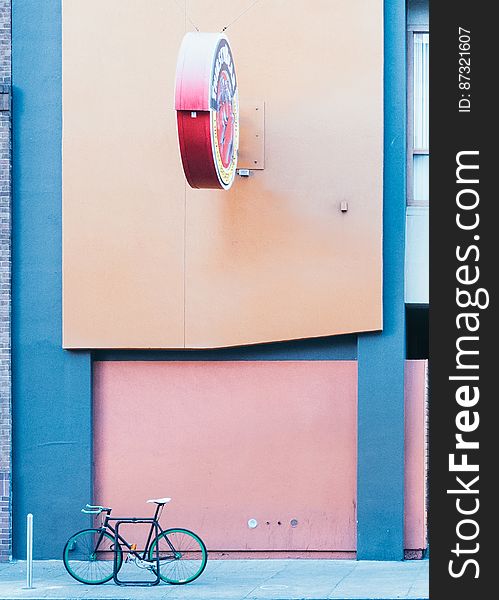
147, 497, 171, 505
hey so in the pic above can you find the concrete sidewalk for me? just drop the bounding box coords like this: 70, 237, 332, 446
0, 559, 428, 600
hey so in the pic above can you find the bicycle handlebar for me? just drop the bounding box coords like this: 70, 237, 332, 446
81, 503, 111, 514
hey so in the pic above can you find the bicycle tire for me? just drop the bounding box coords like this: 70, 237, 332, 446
63, 528, 123, 585
148, 528, 208, 584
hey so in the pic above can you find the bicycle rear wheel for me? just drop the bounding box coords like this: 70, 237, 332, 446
148, 528, 207, 584
63, 528, 122, 584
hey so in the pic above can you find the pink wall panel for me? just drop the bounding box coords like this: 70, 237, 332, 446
94, 359, 428, 554
94, 361, 358, 552
404, 360, 428, 550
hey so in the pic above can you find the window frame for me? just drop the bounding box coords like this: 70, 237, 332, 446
407, 24, 429, 207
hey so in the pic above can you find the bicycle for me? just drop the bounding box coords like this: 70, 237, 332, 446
63, 497, 208, 585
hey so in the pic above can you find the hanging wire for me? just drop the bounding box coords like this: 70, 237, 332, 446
173, 0, 200, 31
221, 0, 261, 32
171, 0, 262, 34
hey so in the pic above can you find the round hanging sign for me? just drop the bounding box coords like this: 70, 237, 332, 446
175, 32, 239, 190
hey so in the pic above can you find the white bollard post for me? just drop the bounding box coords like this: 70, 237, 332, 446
26, 513, 33, 589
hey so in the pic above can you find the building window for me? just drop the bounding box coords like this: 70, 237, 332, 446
408, 30, 429, 205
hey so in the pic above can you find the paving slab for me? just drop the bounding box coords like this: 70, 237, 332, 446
0, 560, 429, 600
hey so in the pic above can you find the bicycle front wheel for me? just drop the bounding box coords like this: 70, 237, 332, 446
63, 528, 122, 584
149, 528, 207, 584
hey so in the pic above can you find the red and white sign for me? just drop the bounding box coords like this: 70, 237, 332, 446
175, 32, 239, 190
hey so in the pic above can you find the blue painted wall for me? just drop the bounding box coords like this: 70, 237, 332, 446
95, 334, 357, 362
356, 0, 407, 560
12, 0, 92, 559
11, 0, 406, 561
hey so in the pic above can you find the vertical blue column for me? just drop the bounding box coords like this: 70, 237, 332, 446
357, 0, 406, 560
12, 0, 92, 558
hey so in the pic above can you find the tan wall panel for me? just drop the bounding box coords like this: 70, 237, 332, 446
63, 0, 383, 349
63, 0, 186, 348
185, 0, 383, 347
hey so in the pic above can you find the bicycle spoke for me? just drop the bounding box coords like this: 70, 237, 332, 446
63, 530, 121, 585
149, 529, 207, 584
